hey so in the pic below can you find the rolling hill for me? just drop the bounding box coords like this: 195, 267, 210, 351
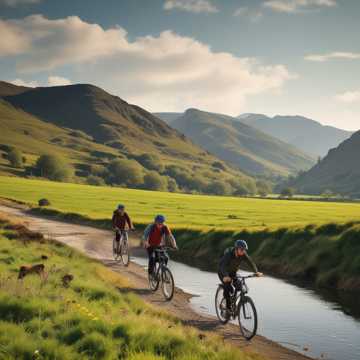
153, 112, 182, 125
240, 113, 353, 158
166, 108, 315, 177
0, 81, 253, 192
290, 130, 360, 197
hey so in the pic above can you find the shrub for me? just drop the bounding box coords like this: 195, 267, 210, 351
212, 161, 226, 171
7, 148, 23, 168
108, 159, 144, 187
38, 198, 51, 207
256, 180, 273, 196
137, 154, 164, 172
36, 154, 73, 182
207, 180, 232, 196
89, 164, 107, 178
87, 175, 105, 186
166, 177, 179, 193
281, 186, 295, 198
143, 171, 168, 191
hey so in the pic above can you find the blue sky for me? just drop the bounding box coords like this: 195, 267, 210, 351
0, 0, 359, 130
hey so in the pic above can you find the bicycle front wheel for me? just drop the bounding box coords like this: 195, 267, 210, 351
215, 286, 229, 324
161, 267, 174, 301
120, 233, 130, 266
238, 296, 257, 341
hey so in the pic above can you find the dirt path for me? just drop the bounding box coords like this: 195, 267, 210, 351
0, 203, 312, 360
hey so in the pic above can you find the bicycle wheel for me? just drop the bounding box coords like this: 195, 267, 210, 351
161, 267, 174, 301
113, 237, 120, 261
148, 263, 160, 291
238, 296, 257, 340
215, 286, 229, 324
120, 233, 130, 266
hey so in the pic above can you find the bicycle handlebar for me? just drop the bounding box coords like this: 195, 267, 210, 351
238, 274, 258, 279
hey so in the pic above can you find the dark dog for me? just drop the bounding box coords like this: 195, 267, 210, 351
18, 264, 45, 280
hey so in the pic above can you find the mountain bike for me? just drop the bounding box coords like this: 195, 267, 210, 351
148, 247, 175, 301
215, 274, 258, 340
113, 229, 130, 266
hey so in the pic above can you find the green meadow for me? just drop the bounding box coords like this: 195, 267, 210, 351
1, 176, 360, 231
0, 213, 261, 360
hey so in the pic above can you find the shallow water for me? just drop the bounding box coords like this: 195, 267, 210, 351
133, 256, 360, 360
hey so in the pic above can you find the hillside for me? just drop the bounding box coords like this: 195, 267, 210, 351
291, 131, 360, 197
240, 113, 352, 158
0, 80, 30, 96
0, 81, 254, 193
170, 109, 315, 177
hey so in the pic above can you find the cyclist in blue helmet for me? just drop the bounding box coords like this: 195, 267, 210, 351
143, 215, 177, 274
218, 239, 262, 317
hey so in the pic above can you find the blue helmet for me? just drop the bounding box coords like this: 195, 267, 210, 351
117, 204, 125, 210
155, 214, 166, 223
234, 239, 248, 250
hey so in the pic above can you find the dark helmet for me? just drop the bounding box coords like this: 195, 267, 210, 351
155, 214, 166, 223
234, 239, 248, 250
117, 204, 125, 210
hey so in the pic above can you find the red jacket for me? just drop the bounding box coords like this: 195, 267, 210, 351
112, 210, 132, 230
148, 224, 170, 247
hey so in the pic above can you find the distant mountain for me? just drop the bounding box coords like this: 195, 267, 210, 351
0, 81, 252, 191
169, 108, 315, 177
290, 131, 360, 197
0, 81, 30, 97
240, 113, 353, 158
153, 112, 182, 125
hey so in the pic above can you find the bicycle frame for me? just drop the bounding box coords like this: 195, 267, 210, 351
229, 275, 256, 317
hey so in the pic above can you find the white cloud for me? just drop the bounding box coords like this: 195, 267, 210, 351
0, 0, 41, 7
233, 7, 263, 22
263, 0, 337, 13
335, 91, 360, 104
1, 15, 294, 114
47, 76, 72, 86
164, 0, 218, 13
9, 78, 39, 87
305, 52, 360, 62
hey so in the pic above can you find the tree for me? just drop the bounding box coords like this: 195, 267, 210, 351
87, 175, 105, 186
281, 187, 295, 198
8, 148, 23, 168
108, 159, 143, 187
166, 177, 179, 193
143, 171, 167, 191
137, 154, 164, 172
256, 180, 273, 197
36, 154, 73, 182
207, 180, 232, 196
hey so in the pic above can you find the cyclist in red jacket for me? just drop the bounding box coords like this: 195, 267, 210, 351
112, 204, 134, 243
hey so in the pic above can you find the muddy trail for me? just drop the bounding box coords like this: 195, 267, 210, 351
0, 202, 312, 360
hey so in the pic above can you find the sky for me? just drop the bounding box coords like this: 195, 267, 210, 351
0, 0, 359, 130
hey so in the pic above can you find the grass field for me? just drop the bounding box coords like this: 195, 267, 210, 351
1, 176, 360, 231
0, 213, 261, 360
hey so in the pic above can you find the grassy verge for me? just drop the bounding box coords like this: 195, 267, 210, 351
0, 213, 262, 360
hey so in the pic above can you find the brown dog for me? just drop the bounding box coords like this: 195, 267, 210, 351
18, 264, 45, 280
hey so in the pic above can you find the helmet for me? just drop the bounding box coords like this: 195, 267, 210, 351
117, 204, 125, 210
234, 239, 248, 250
155, 214, 166, 223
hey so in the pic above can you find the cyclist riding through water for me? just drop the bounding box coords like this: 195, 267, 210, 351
218, 240, 262, 318
112, 204, 134, 245
143, 215, 177, 275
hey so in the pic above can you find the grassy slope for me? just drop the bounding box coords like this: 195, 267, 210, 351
1, 176, 360, 231
171, 109, 314, 177
0, 214, 261, 360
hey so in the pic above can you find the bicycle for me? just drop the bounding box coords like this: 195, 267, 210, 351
215, 274, 258, 340
113, 229, 130, 266
148, 247, 175, 301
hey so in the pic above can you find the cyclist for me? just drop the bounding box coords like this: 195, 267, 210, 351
143, 214, 177, 275
218, 239, 262, 317
112, 204, 134, 250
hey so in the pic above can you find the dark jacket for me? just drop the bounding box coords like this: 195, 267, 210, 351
112, 210, 132, 230
218, 247, 258, 278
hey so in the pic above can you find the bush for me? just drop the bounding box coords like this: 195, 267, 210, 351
143, 171, 168, 191
212, 161, 226, 171
256, 180, 273, 196
207, 180, 232, 196
166, 177, 179, 193
108, 159, 144, 187
281, 186, 295, 198
87, 175, 105, 186
7, 148, 23, 168
137, 154, 164, 172
89, 164, 107, 178
36, 154, 73, 182
38, 198, 51, 207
